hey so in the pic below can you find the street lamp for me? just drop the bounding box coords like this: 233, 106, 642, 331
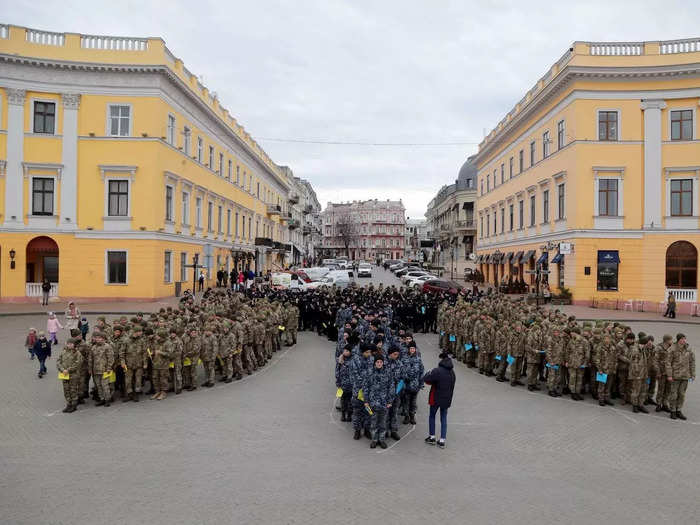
9, 248, 16, 270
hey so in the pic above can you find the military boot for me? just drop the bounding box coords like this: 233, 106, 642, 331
402, 415, 410, 424
390, 431, 401, 441
370, 441, 377, 449
655, 405, 664, 412
410, 415, 417, 425
122, 393, 131, 403
353, 430, 361, 440
132, 392, 140, 402
364, 429, 372, 440
62, 404, 72, 413
633, 405, 640, 413
378, 441, 388, 449
670, 411, 678, 419
677, 411, 687, 420
637, 405, 649, 414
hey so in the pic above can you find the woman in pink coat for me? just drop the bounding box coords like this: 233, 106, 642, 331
46, 312, 63, 345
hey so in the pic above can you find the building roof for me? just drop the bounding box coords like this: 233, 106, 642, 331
456, 157, 477, 190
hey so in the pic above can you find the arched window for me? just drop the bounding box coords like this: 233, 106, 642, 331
665, 241, 697, 288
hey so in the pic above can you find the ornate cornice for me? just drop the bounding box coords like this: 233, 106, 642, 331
476, 62, 700, 163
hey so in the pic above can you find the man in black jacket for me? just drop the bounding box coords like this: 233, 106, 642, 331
423, 352, 456, 449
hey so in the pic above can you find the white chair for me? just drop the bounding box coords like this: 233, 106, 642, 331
622, 299, 634, 312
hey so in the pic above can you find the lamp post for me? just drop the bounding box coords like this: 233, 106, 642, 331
9, 248, 16, 270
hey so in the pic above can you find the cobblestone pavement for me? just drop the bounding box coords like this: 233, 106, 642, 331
1, 273, 700, 523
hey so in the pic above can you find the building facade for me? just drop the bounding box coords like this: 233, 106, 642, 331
294, 177, 322, 265
425, 158, 477, 278
474, 38, 700, 312
320, 199, 406, 261
0, 24, 315, 301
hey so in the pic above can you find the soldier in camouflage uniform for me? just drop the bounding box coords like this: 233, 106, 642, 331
285, 302, 299, 346
595, 332, 617, 406
253, 317, 267, 366
88, 331, 114, 407
167, 327, 184, 393
545, 326, 565, 397
183, 326, 202, 390
623, 334, 649, 413
654, 334, 673, 412
666, 334, 695, 420
525, 321, 543, 391
565, 327, 589, 400
200, 324, 218, 387
57, 338, 84, 413
494, 320, 510, 383
509, 321, 526, 387
121, 323, 147, 401
363, 355, 394, 449
218, 322, 235, 383
151, 330, 172, 400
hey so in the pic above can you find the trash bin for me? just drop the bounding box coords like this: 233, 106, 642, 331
175, 281, 182, 297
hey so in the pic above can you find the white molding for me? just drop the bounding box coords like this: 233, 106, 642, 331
665, 216, 698, 229
667, 106, 697, 141
105, 249, 129, 285
593, 216, 624, 230
29, 96, 60, 135
664, 170, 699, 219
99, 164, 137, 181
22, 162, 63, 179
593, 170, 624, 218
26, 215, 59, 229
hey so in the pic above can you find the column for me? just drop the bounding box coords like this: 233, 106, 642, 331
4, 88, 25, 227
60, 93, 80, 228
641, 99, 666, 229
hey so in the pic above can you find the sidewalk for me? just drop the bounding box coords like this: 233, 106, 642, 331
546, 303, 700, 324
0, 295, 183, 316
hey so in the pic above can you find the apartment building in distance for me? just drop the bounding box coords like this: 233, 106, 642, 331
405, 218, 429, 261
0, 24, 316, 301
474, 38, 700, 312
425, 158, 477, 278
320, 199, 406, 261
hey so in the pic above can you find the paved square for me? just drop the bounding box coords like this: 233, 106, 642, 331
1, 295, 699, 523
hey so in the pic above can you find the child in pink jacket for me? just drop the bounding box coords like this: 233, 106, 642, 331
46, 312, 63, 345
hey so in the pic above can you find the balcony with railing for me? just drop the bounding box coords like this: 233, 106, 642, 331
288, 192, 300, 204
26, 282, 59, 298
455, 219, 475, 231
266, 204, 281, 216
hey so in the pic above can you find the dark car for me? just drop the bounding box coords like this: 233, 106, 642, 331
383, 259, 400, 270
422, 279, 464, 295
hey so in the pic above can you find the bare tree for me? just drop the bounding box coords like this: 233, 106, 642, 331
335, 215, 357, 258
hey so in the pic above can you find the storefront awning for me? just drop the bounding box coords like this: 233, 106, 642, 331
536, 252, 548, 265
551, 252, 564, 264
493, 252, 504, 264
520, 249, 535, 264
513, 251, 524, 264
504, 252, 514, 263
598, 250, 620, 264
484, 254, 493, 263
475, 255, 482, 263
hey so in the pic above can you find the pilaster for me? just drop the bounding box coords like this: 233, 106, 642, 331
60, 93, 81, 229
4, 88, 26, 227
641, 99, 666, 228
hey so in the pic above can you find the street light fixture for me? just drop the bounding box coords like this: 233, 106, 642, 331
9, 248, 16, 270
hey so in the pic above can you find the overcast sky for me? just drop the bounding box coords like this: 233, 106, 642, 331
10, 1, 700, 218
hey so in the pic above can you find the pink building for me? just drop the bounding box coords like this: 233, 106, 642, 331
320, 199, 406, 262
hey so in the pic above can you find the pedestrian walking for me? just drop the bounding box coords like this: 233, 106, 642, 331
663, 293, 676, 319
64, 301, 81, 332
423, 351, 456, 449
25, 327, 38, 360
198, 270, 205, 291
33, 331, 52, 378
46, 312, 63, 345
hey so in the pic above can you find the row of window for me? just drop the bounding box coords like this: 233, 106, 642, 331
107, 250, 214, 285
480, 183, 565, 239
480, 109, 696, 197
323, 238, 404, 248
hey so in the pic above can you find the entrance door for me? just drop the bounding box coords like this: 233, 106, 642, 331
44, 256, 59, 282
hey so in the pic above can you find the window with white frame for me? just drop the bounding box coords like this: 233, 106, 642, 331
218, 205, 223, 233
670, 110, 693, 141
236, 165, 240, 185
227, 209, 231, 235
598, 111, 618, 141
543, 131, 550, 158
219, 153, 224, 175
183, 127, 191, 155
108, 180, 129, 217
165, 186, 174, 222
107, 104, 130, 136
598, 179, 619, 216
208, 146, 214, 168
167, 114, 176, 145
557, 120, 565, 149
181, 191, 190, 225
557, 183, 566, 219
518, 199, 524, 229
32, 178, 54, 215
164, 251, 172, 283
207, 202, 214, 232
671, 179, 693, 216
197, 137, 203, 162
195, 197, 202, 228
107, 251, 127, 284
228, 159, 232, 180
235, 212, 239, 237
543, 190, 550, 223
530, 141, 536, 166
33, 101, 56, 134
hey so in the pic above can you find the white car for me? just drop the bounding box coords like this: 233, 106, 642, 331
304, 274, 350, 289
401, 270, 429, 284
407, 274, 434, 288
389, 263, 404, 272
357, 264, 372, 278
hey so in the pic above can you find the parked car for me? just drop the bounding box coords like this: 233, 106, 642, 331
383, 259, 400, 270
357, 263, 373, 278
304, 273, 351, 290
401, 270, 429, 283
395, 266, 422, 277
407, 274, 434, 288
422, 279, 464, 295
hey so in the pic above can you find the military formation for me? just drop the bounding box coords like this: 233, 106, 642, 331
438, 295, 696, 420
55, 289, 299, 413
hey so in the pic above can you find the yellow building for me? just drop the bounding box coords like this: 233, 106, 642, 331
0, 24, 301, 302
474, 38, 700, 313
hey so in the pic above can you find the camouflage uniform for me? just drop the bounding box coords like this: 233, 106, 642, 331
363, 363, 394, 445
509, 323, 526, 386
565, 330, 589, 397
121, 330, 147, 400
525, 324, 543, 390
653, 337, 672, 410
217, 323, 234, 383
595, 335, 618, 404
200, 327, 219, 386
56, 339, 83, 411
285, 304, 299, 345
666, 338, 696, 417
166, 330, 184, 393
88, 334, 114, 405
151, 332, 172, 398
183, 329, 202, 390
545, 329, 565, 395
